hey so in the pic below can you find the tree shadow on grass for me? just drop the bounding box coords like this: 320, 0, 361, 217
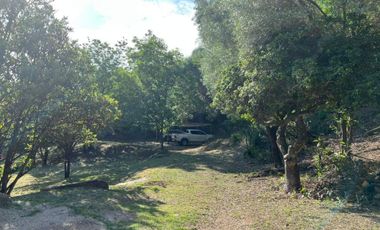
14, 186, 165, 229
23, 143, 254, 189
338, 206, 380, 224
71, 146, 253, 185
12, 142, 255, 228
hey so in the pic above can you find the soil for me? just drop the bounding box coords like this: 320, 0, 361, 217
0, 206, 105, 230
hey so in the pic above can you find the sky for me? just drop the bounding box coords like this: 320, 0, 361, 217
52, 0, 199, 56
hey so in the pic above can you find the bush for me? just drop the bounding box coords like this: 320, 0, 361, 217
245, 147, 272, 164
229, 122, 272, 164
230, 133, 243, 145
307, 139, 379, 205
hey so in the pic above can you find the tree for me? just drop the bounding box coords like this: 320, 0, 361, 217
86, 40, 146, 139
194, 0, 238, 96
196, 0, 380, 192
0, 0, 119, 192
315, 0, 380, 155
45, 45, 120, 179
86, 39, 128, 94
0, 0, 76, 193
170, 56, 211, 123
50, 91, 119, 179
195, 0, 294, 169
127, 32, 183, 149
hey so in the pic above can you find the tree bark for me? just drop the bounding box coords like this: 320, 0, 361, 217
348, 124, 354, 147
160, 128, 164, 150
0, 123, 21, 194
341, 118, 348, 154
281, 116, 308, 193
42, 148, 49, 166
340, 114, 353, 156
276, 124, 288, 156
64, 158, 70, 179
284, 148, 301, 192
7, 169, 26, 195
1, 156, 11, 193
160, 137, 164, 150
63, 145, 73, 179
159, 124, 164, 150
266, 126, 283, 168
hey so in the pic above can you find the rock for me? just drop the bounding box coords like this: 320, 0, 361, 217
0, 193, 12, 207
374, 194, 380, 200
375, 186, 380, 193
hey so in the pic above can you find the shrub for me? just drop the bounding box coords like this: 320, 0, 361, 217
308, 138, 379, 205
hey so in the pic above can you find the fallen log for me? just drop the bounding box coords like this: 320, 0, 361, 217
41, 180, 109, 192
364, 126, 380, 136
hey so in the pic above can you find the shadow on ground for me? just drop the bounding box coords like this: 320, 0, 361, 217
11, 140, 252, 228
14, 184, 165, 228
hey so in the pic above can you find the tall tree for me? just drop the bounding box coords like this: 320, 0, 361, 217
0, 0, 120, 192
127, 32, 182, 148
0, 0, 73, 193
196, 0, 380, 192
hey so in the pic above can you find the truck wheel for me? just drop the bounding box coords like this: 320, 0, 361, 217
180, 138, 188, 146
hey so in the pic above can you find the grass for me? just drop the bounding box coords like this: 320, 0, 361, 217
8, 141, 380, 229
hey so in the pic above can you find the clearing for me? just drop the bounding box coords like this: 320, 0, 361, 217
0, 140, 379, 229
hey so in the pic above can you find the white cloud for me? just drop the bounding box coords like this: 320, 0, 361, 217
52, 0, 199, 56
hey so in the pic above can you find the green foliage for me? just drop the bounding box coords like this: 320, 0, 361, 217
313, 138, 335, 177
0, 0, 120, 192
126, 33, 183, 141
228, 119, 271, 163
0, 0, 77, 193
309, 137, 378, 203
194, 0, 239, 95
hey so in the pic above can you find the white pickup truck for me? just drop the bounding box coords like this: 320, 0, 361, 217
170, 129, 213, 146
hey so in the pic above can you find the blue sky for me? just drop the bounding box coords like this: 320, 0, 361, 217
52, 0, 199, 56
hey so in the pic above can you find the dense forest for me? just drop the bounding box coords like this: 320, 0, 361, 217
0, 0, 380, 228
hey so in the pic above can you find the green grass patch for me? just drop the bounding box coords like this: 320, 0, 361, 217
9, 143, 380, 229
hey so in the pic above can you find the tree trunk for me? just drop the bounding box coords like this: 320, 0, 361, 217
155, 128, 159, 142
63, 146, 73, 179
340, 114, 353, 156
280, 116, 307, 193
64, 159, 71, 179
6, 150, 37, 195
341, 118, 348, 154
160, 127, 164, 150
1, 123, 21, 194
1, 150, 17, 194
160, 138, 164, 150
0, 157, 11, 194
348, 124, 354, 148
276, 124, 288, 155
42, 149, 49, 166
284, 149, 301, 192
265, 126, 283, 168
7, 169, 26, 195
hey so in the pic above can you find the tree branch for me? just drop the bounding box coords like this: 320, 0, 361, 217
305, 0, 327, 17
